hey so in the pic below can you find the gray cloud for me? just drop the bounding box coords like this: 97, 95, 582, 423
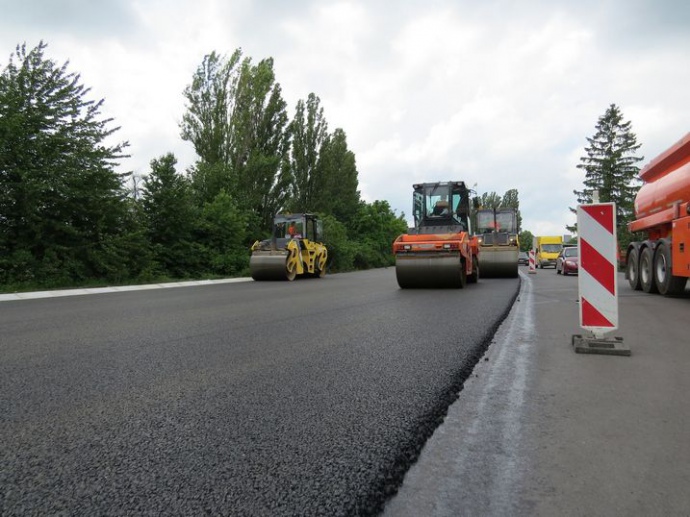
1, 0, 141, 39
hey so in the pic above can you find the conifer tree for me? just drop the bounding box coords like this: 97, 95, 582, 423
568, 104, 643, 245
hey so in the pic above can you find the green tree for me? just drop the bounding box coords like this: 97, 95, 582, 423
181, 50, 291, 239
320, 214, 357, 272
0, 41, 130, 287
472, 190, 521, 233
350, 200, 408, 269
141, 153, 199, 277
181, 50, 241, 203
232, 57, 291, 235
315, 128, 361, 227
501, 188, 522, 231
518, 230, 534, 252
181, 50, 241, 169
198, 191, 249, 275
568, 103, 643, 247
287, 93, 329, 212
478, 192, 502, 209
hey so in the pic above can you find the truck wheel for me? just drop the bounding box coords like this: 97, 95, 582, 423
640, 247, 658, 293
654, 242, 687, 296
626, 247, 641, 291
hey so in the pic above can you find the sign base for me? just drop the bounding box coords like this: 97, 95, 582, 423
572, 334, 630, 357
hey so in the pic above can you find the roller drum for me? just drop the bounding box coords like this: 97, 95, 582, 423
250, 252, 294, 281
395, 254, 465, 288
479, 248, 519, 278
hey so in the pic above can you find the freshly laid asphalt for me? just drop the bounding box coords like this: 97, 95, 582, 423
1, 269, 519, 516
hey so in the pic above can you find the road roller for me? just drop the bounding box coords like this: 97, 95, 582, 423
392, 181, 479, 288
475, 208, 519, 278
250, 213, 328, 281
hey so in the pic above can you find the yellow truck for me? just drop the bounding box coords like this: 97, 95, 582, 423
532, 235, 563, 268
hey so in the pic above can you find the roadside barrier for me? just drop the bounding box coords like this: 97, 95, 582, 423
528, 249, 536, 274
573, 202, 629, 356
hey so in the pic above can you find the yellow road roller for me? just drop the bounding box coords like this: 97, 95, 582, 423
250, 213, 328, 281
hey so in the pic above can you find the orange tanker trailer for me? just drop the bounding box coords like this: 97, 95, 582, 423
626, 132, 690, 295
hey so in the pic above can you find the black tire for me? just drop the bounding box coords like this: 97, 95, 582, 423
467, 256, 479, 284
626, 247, 641, 291
654, 242, 687, 296
458, 259, 467, 289
640, 247, 657, 293
315, 254, 327, 278
286, 265, 297, 281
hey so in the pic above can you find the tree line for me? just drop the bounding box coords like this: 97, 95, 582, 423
0, 41, 645, 292
0, 42, 407, 291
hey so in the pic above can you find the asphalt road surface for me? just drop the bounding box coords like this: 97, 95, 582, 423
1, 268, 519, 516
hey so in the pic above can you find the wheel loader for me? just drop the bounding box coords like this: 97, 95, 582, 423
250, 213, 328, 281
475, 208, 519, 278
392, 181, 480, 288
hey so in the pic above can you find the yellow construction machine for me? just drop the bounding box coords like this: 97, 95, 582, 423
475, 207, 519, 277
250, 213, 328, 281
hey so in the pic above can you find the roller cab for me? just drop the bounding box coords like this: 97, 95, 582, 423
250, 214, 328, 281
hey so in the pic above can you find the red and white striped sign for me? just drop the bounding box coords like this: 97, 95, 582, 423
528, 249, 536, 274
577, 203, 618, 336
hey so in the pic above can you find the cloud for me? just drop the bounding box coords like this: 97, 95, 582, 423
0, 0, 140, 39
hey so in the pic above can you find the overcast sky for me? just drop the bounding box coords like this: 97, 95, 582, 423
2, 0, 689, 235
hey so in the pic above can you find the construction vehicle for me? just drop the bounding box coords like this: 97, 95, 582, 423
250, 213, 328, 281
626, 132, 690, 296
532, 235, 563, 268
392, 181, 479, 288
475, 207, 519, 277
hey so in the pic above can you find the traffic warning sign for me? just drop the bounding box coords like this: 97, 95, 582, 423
577, 203, 618, 336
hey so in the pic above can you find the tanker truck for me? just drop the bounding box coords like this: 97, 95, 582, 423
626, 132, 690, 296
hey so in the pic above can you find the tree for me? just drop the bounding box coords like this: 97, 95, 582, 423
472, 189, 522, 233
181, 50, 291, 238
181, 50, 241, 205
0, 41, 130, 286
181, 50, 241, 169
232, 57, 291, 234
478, 192, 502, 209
518, 230, 534, 252
141, 153, 199, 277
349, 200, 408, 269
568, 103, 643, 246
197, 191, 248, 275
287, 93, 329, 213
314, 128, 361, 227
